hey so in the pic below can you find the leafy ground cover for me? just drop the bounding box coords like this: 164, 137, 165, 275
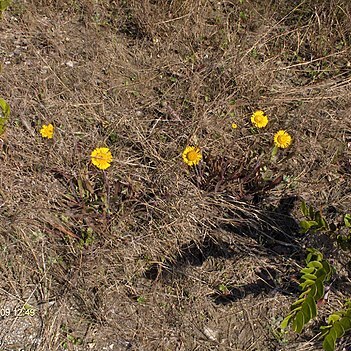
0, 0, 351, 350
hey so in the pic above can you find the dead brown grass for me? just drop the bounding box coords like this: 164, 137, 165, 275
1, 0, 351, 350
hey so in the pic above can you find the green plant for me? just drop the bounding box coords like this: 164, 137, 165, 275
300, 201, 351, 250
270, 317, 289, 345
0, 0, 11, 17
320, 301, 351, 351
0, 97, 10, 136
78, 227, 94, 248
137, 296, 146, 304
218, 283, 230, 295
281, 249, 333, 333
336, 214, 351, 250
300, 201, 328, 234
60, 324, 83, 349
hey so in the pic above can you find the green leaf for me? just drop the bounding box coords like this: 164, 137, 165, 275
300, 220, 319, 233
309, 283, 317, 298
323, 334, 336, 351
315, 279, 324, 300
301, 273, 318, 281
315, 267, 327, 279
323, 328, 336, 351
344, 214, 351, 228
0, 98, 10, 118
301, 267, 315, 274
307, 261, 323, 269
321, 324, 333, 338
315, 210, 321, 222
306, 249, 323, 262
218, 284, 230, 294
322, 261, 333, 280
322, 260, 331, 273
290, 306, 302, 314
300, 279, 315, 290
328, 313, 342, 324
0, 97, 10, 135
301, 301, 311, 323
306, 252, 312, 263
306, 295, 317, 319
321, 217, 328, 229
315, 212, 328, 229
315, 251, 323, 261
332, 322, 345, 338
293, 310, 305, 333
339, 317, 351, 330
291, 298, 305, 310
280, 314, 293, 329
137, 296, 145, 304
314, 211, 327, 229
308, 205, 315, 219
299, 289, 310, 298
301, 201, 309, 217
0, 0, 12, 11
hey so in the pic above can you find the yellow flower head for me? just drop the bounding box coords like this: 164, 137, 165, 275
40, 123, 54, 139
251, 110, 268, 128
274, 130, 292, 148
91, 147, 113, 170
182, 146, 202, 166
231, 122, 238, 129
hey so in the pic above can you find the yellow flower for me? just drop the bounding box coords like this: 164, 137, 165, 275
251, 110, 268, 128
91, 147, 113, 170
274, 130, 292, 148
40, 123, 54, 139
231, 122, 238, 129
182, 146, 202, 166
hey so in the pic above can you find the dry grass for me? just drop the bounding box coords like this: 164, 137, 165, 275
1, 0, 351, 350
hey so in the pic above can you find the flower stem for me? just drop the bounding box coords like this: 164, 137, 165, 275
271, 145, 279, 161
102, 170, 110, 215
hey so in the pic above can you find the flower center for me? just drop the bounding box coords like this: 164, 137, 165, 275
277, 135, 287, 144
187, 150, 198, 161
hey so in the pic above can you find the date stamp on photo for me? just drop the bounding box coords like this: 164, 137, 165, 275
0, 304, 36, 318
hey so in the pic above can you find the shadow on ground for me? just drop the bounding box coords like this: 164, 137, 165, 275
144, 196, 305, 305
